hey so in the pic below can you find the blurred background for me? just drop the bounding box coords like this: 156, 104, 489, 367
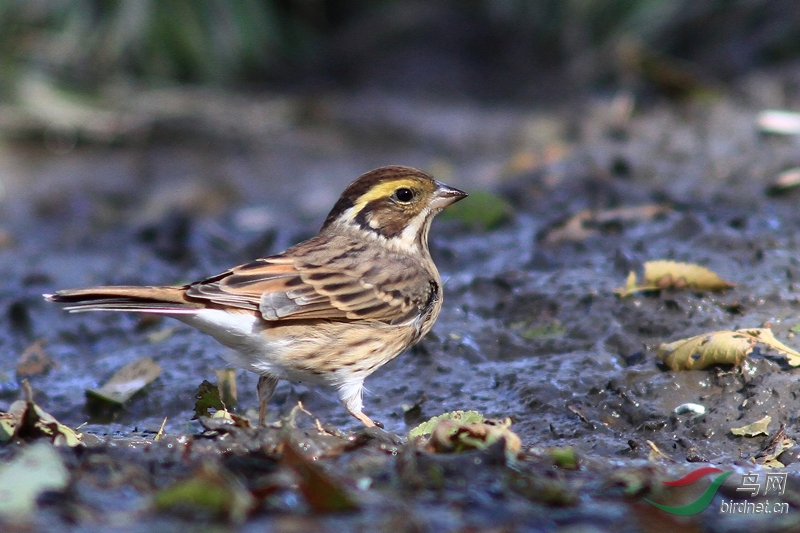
1, 0, 799, 205
3, 0, 800, 98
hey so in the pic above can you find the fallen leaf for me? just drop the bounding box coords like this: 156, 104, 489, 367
198, 409, 251, 433
85, 356, 162, 406
731, 416, 771, 437
541, 204, 670, 244
281, 441, 358, 513
748, 328, 800, 366
408, 410, 484, 439
428, 417, 521, 458
0, 381, 82, 446
0, 443, 69, 520
646, 440, 675, 463
658, 330, 752, 370
658, 328, 800, 370
16, 339, 57, 378
154, 461, 254, 523
754, 423, 794, 468
615, 260, 734, 297
193, 380, 226, 419
549, 447, 578, 469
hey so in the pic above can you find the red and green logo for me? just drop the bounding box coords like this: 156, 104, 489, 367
645, 467, 732, 515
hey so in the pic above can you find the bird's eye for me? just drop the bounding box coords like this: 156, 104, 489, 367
393, 187, 414, 202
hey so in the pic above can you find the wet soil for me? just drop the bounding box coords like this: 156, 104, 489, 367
4, 71, 800, 531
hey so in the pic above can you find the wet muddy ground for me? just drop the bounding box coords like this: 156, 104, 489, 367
4, 68, 800, 531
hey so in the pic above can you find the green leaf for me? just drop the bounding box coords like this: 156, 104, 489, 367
408, 410, 484, 439
193, 379, 225, 419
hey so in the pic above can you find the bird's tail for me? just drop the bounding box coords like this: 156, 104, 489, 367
44, 286, 203, 314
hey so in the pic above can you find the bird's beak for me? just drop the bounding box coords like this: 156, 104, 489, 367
431, 181, 468, 210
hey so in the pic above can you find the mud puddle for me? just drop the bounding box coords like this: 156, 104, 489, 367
3, 86, 800, 531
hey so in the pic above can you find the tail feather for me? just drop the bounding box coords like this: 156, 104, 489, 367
44, 286, 203, 314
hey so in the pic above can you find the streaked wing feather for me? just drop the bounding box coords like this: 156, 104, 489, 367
184, 238, 426, 323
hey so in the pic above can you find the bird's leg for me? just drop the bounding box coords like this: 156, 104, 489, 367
256, 374, 279, 426
340, 381, 383, 428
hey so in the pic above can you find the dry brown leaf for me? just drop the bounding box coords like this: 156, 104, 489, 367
616, 260, 734, 297
281, 441, 358, 513
755, 423, 794, 468
16, 339, 57, 378
658, 328, 800, 370
541, 205, 670, 244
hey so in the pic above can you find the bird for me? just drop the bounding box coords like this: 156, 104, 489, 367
45, 166, 467, 428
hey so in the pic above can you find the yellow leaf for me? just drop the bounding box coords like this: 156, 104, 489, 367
658, 328, 800, 370
658, 330, 753, 370
615, 260, 734, 297
731, 416, 772, 437
745, 328, 800, 366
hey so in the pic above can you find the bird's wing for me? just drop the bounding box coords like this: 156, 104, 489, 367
186, 235, 434, 324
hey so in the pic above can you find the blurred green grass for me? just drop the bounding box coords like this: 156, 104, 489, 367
0, 0, 797, 96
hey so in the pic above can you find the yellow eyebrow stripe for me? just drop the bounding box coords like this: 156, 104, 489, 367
352, 178, 418, 212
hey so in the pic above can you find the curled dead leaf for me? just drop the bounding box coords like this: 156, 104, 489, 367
754, 423, 794, 468
615, 260, 734, 297
411, 411, 522, 458
658, 328, 800, 370
0, 381, 82, 446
